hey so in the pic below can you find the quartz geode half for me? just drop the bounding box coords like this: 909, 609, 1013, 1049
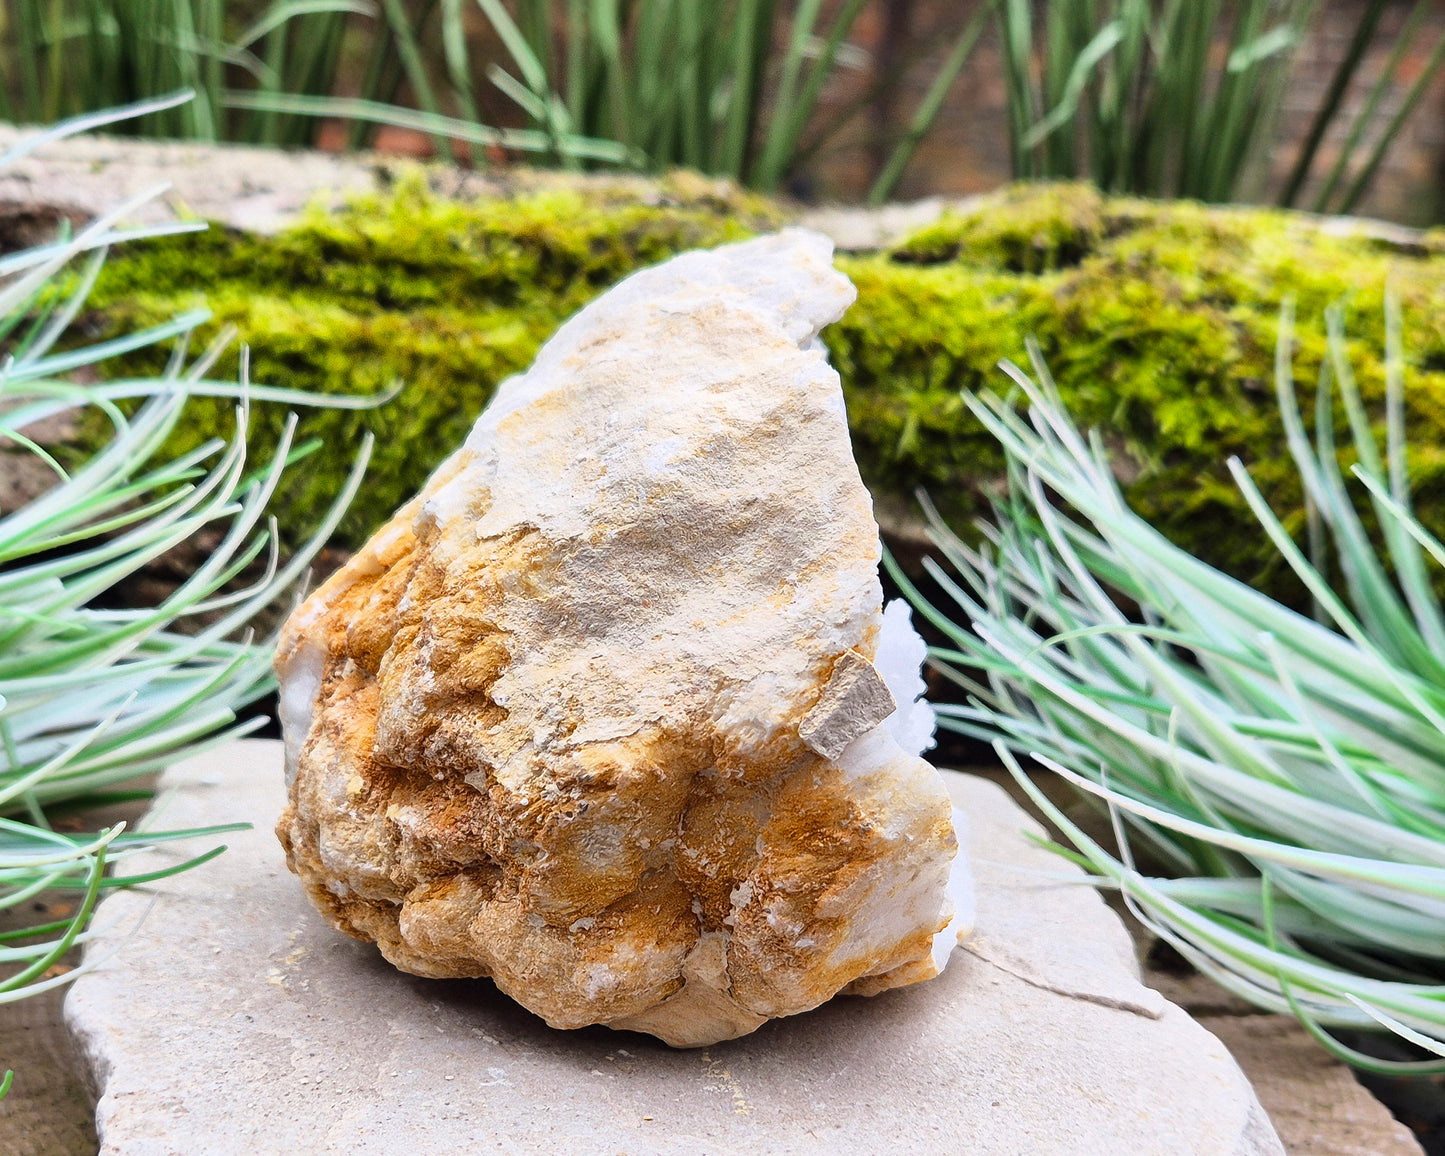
275, 229, 972, 1047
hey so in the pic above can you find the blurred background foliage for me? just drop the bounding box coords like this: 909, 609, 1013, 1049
0, 0, 1443, 216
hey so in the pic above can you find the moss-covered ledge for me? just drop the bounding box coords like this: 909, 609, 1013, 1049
78, 178, 1445, 601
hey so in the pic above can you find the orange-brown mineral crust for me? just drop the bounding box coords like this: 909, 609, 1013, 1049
275, 230, 969, 1047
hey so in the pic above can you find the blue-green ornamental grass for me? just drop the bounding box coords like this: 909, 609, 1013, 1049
894, 301, 1445, 1071
0, 95, 376, 1094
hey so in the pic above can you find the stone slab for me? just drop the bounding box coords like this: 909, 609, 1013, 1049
65, 740, 1282, 1155
0, 122, 955, 247
0, 124, 1428, 259
0, 127, 738, 236
0, 127, 379, 236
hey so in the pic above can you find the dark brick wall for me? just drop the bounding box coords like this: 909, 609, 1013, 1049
1271, 0, 1445, 222
803, 0, 1445, 224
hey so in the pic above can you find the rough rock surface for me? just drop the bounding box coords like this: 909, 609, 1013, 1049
275, 230, 968, 1046
64, 741, 1284, 1155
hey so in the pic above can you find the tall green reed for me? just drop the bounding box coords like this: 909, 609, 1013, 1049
998, 0, 1445, 210
0, 0, 375, 143
423, 0, 991, 197
1, 0, 981, 195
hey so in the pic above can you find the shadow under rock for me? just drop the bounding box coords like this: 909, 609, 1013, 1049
369, 937, 939, 1063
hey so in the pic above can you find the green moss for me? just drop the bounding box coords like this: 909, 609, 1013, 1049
82, 172, 784, 543
834, 189, 1445, 599
892, 182, 1109, 272
79, 178, 1445, 603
